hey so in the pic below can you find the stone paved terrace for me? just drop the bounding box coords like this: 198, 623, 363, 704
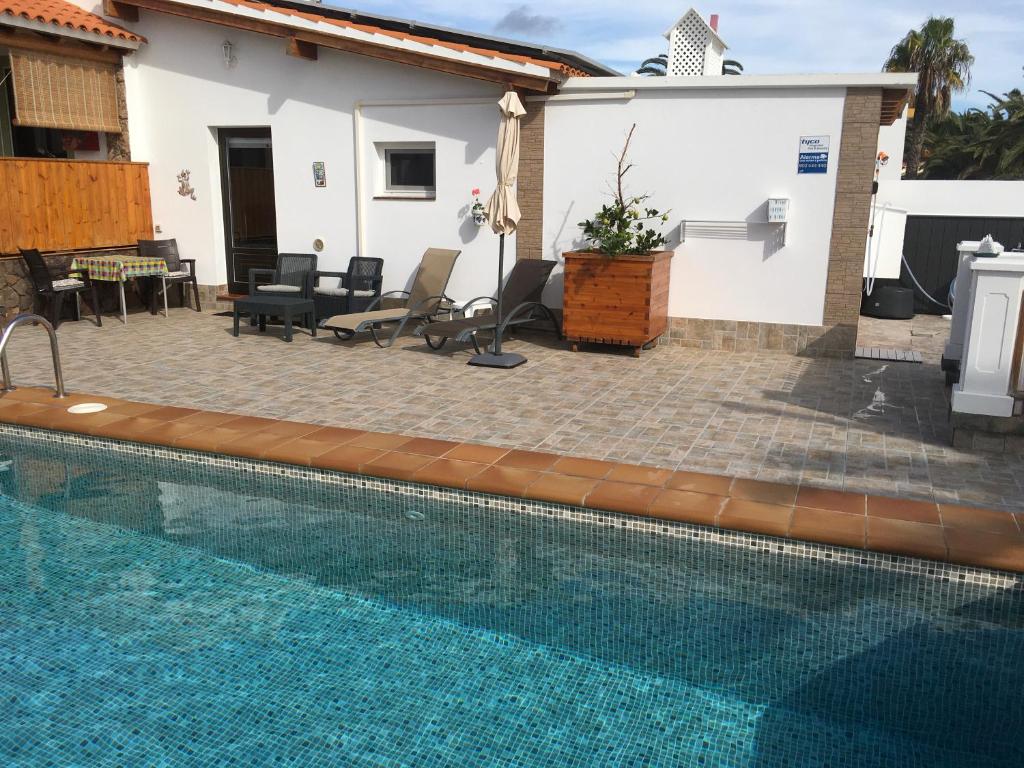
7, 308, 1023, 513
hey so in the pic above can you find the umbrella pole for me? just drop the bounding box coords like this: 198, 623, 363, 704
468, 232, 527, 369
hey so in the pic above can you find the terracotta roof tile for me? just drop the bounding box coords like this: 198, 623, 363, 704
0, 0, 144, 44
187, 0, 580, 76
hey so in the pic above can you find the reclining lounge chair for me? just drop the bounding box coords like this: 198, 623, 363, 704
322, 248, 460, 348
414, 259, 559, 352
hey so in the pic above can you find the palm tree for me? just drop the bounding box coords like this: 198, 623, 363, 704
636, 54, 667, 76
884, 16, 973, 177
920, 89, 1024, 179
722, 59, 743, 76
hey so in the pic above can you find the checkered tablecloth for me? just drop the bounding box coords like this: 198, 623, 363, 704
70, 256, 168, 282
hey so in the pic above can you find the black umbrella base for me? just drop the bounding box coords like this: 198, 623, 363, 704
467, 351, 527, 369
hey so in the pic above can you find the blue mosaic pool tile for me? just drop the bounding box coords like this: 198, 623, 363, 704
0, 428, 1021, 766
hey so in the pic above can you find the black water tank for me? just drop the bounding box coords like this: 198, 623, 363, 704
861, 286, 914, 319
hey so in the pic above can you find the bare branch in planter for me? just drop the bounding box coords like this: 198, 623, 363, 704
577, 123, 671, 256
615, 123, 637, 207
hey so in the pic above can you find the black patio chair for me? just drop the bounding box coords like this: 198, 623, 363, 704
20, 248, 102, 329
138, 238, 201, 315
313, 256, 384, 324
248, 253, 317, 327
414, 258, 559, 352
249, 253, 318, 299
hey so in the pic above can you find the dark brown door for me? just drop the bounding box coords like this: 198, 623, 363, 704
219, 128, 278, 294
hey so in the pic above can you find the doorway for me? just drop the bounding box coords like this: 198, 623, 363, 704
219, 128, 278, 294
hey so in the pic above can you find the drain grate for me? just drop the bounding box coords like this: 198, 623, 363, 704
855, 347, 923, 363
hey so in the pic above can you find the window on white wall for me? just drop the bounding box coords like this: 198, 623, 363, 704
376, 142, 435, 198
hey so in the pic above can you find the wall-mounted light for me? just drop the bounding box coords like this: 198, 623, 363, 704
222, 40, 237, 68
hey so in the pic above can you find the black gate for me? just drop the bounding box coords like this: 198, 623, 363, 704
901, 216, 1024, 314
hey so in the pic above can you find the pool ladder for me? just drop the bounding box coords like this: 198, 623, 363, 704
0, 313, 67, 398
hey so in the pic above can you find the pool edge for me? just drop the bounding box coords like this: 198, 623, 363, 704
1, 386, 1022, 575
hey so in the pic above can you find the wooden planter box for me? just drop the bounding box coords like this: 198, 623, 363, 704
562, 250, 673, 356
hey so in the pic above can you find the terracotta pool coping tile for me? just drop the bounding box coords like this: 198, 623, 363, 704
938, 504, 1022, 536
444, 443, 510, 464
466, 466, 544, 498
90, 416, 169, 443
867, 495, 940, 524
175, 410, 243, 428
795, 487, 867, 516
10, 387, 1024, 573
718, 498, 793, 538
730, 478, 799, 507
605, 464, 674, 487
172, 427, 248, 453
666, 470, 733, 496
944, 528, 1024, 572
400, 437, 462, 457
647, 489, 724, 526
549, 456, 615, 480
103, 401, 167, 418
0, 387, 61, 403
866, 518, 947, 561
526, 474, 600, 507
217, 430, 297, 460
142, 405, 203, 422
128, 419, 201, 446
315, 445, 388, 474
584, 481, 660, 517
260, 436, 342, 466
361, 451, 436, 481
4, 402, 62, 428
410, 458, 489, 490
495, 449, 559, 472
347, 432, 414, 451
789, 507, 867, 550
302, 426, 367, 446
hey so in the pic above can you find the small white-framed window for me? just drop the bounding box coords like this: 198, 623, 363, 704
376, 142, 436, 198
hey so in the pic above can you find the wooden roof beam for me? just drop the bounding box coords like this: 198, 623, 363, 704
103, 0, 140, 23
286, 37, 316, 61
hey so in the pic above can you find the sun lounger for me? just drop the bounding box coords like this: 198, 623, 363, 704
414, 259, 559, 352
322, 248, 460, 348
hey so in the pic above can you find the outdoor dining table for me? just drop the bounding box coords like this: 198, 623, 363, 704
69, 254, 168, 325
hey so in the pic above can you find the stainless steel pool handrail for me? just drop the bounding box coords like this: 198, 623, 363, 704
0, 313, 67, 398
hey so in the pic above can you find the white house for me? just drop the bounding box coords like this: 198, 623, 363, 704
54, 0, 914, 355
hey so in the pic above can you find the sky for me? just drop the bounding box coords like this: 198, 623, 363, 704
334, 0, 1022, 110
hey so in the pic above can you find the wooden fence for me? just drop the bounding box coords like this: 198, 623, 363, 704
0, 157, 153, 255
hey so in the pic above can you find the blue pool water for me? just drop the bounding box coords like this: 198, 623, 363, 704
1, 431, 1022, 767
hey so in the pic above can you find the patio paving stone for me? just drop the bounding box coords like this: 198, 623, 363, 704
5, 308, 1024, 515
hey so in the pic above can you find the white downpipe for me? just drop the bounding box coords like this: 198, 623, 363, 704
352, 97, 495, 258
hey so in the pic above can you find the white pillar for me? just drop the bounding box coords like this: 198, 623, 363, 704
951, 254, 1024, 417
944, 240, 1003, 365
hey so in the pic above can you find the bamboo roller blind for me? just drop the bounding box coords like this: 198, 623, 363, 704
8, 51, 121, 133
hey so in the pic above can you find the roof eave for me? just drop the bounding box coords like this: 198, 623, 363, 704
0, 11, 142, 48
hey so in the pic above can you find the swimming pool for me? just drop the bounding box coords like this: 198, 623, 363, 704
1, 425, 1022, 767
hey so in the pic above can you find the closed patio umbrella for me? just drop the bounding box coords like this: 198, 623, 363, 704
468, 90, 528, 369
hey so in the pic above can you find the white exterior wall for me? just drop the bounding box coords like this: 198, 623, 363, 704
542, 87, 847, 326
866, 180, 1024, 279
122, 13, 507, 299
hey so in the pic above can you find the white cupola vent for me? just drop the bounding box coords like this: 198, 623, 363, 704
664, 8, 728, 76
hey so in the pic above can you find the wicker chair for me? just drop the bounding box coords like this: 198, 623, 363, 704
249, 253, 317, 299
313, 257, 384, 324
19, 248, 102, 329
248, 253, 317, 327
137, 239, 201, 315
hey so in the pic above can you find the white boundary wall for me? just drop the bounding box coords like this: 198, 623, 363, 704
866, 180, 1024, 280
122, 13, 509, 300
542, 83, 847, 326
